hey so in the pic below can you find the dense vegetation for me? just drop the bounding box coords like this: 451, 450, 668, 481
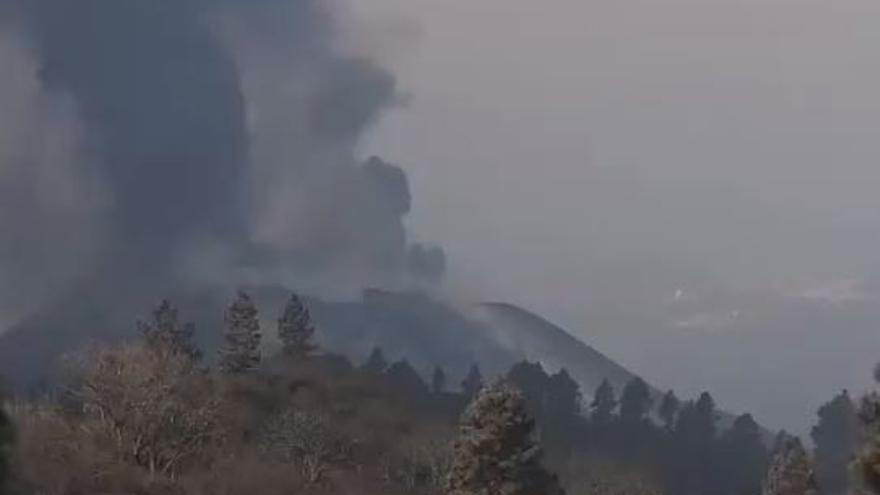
0, 292, 877, 495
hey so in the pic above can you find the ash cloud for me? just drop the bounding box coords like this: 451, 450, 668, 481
0, 0, 443, 325
0, 27, 104, 325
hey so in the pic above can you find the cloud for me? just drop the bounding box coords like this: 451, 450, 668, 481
0, 0, 443, 325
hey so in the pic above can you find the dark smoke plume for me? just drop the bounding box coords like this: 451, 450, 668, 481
0, 0, 443, 325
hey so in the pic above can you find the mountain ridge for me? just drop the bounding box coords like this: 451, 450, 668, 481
0, 286, 753, 434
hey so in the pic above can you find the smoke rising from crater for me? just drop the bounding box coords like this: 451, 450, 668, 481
0, 0, 442, 324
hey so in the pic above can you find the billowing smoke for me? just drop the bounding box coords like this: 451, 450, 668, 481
0, 25, 105, 324
0, 0, 444, 326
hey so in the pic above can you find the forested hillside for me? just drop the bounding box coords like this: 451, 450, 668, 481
2, 293, 876, 495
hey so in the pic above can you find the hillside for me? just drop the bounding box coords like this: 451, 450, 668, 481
470, 302, 640, 395
0, 288, 644, 402
0, 287, 785, 495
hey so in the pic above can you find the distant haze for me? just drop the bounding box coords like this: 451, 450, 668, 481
359, 0, 880, 433
0, 0, 878, 435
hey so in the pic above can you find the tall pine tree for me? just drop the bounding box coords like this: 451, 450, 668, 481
717, 414, 769, 495
672, 392, 719, 495
659, 390, 681, 431
446, 381, 565, 495
277, 293, 316, 357
693, 392, 718, 440
616, 377, 656, 461
462, 365, 484, 399
619, 377, 653, 424
361, 347, 389, 374
544, 368, 582, 464
218, 291, 262, 374
811, 390, 858, 495
138, 299, 201, 360
546, 368, 581, 419
386, 360, 428, 396
507, 361, 550, 417
590, 378, 617, 425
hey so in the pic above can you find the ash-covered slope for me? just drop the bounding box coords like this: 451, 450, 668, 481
469, 302, 642, 396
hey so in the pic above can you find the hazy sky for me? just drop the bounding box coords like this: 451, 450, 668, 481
354, 0, 880, 432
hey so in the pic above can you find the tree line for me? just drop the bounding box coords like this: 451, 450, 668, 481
0, 291, 878, 495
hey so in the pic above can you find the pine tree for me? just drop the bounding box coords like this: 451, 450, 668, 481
138, 299, 201, 360
218, 291, 262, 374
462, 365, 484, 399
544, 368, 582, 463
672, 392, 719, 495
386, 360, 428, 396
614, 377, 655, 461
811, 390, 858, 495
717, 414, 770, 495
446, 381, 565, 495
619, 377, 653, 424
659, 390, 681, 430
277, 293, 317, 357
507, 361, 550, 416
361, 347, 388, 374
433, 366, 448, 394
694, 392, 718, 439
546, 368, 581, 419
590, 378, 617, 425
762, 437, 819, 495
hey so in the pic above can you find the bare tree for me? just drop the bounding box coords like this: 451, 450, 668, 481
391, 436, 453, 490
72, 344, 223, 479
259, 408, 354, 485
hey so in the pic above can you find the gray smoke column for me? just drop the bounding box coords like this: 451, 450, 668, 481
0, 0, 444, 325
15, 0, 248, 265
